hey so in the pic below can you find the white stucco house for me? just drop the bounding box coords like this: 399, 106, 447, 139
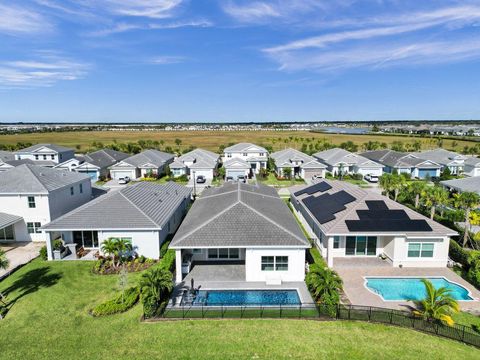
14, 144, 75, 167
270, 148, 326, 179
109, 149, 174, 180
0, 164, 92, 242
42, 182, 192, 260
415, 148, 467, 175
170, 148, 220, 180
464, 157, 480, 177
291, 180, 457, 268
314, 148, 383, 177
170, 182, 310, 284
223, 158, 251, 179
361, 150, 441, 179
223, 143, 268, 175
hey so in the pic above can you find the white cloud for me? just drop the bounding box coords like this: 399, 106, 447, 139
147, 55, 187, 65
101, 0, 184, 19
0, 53, 90, 88
222, 2, 280, 23
88, 19, 212, 36
0, 3, 52, 35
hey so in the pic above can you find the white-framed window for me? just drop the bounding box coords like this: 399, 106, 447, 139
27, 196, 36, 208
243, 153, 248, 156
259, 153, 264, 156
227, 153, 232, 158
408, 243, 434, 258
333, 236, 340, 249
207, 248, 239, 259
51, 154, 55, 160
43, 155, 47, 160
27, 222, 42, 234
261, 256, 288, 271
34, 155, 39, 160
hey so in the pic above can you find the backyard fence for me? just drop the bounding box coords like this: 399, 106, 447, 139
146, 304, 480, 348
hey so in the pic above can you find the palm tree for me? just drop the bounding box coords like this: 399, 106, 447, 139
391, 174, 407, 201
422, 186, 449, 219
408, 181, 427, 208
305, 264, 343, 303
453, 192, 480, 247
0, 249, 8, 270
379, 173, 394, 198
140, 268, 173, 317
411, 279, 459, 326
101, 238, 119, 268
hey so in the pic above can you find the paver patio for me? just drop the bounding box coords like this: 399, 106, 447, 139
0, 242, 42, 280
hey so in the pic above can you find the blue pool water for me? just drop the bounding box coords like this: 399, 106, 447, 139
365, 277, 473, 301
192, 290, 301, 306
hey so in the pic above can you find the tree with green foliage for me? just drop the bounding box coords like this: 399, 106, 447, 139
0, 249, 8, 270
305, 264, 342, 316
101, 238, 133, 269
282, 167, 292, 179
422, 186, 450, 219
140, 267, 173, 318
453, 192, 480, 247
379, 173, 394, 198
408, 181, 427, 208
411, 279, 460, 326
390, 173, 407, 201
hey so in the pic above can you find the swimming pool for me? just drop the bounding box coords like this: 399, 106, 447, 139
192, 290, 301, 306
365, 277, 474, 301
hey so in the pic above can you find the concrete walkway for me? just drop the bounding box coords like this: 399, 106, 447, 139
0, 242, 42, 280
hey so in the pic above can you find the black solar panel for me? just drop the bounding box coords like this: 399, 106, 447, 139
346, 219, 432, 232
365, 200, 389, 211
302, 190, 357, 224
357, 209, 410, 221
294, 181, 332, 197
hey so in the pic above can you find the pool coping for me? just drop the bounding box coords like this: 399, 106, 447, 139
362, 276, 477, 302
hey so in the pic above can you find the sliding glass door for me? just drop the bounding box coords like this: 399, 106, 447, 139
345, 236, 377, 256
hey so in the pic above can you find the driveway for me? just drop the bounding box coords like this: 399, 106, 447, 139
187, 177, 212, 195
103, 179, 129, 191
0, 242, 42, 280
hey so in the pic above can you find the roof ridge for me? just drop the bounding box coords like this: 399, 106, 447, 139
199, 188, 238, 200
24, 164, 49, 192
118, 186, 163, 227
240, 188, 279, 200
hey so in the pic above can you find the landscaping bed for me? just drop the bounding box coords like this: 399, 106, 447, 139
92, 257, 156, 275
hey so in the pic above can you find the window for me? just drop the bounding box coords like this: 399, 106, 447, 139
51, 155, 55, 160
207, 248, 239, 259
275, 256, 288, 271
243, 153, 248, 156
43, 155, 47, 160
261, 256, 275, 271
259, 153, 264, 156
27, 196, 36, 208
79, 184, 83, 194
70, 187, 74, 196
227, 153, 232, 158
208, 249, 218, 259
333, 236, 340, 249
408, 243, 434, 258
192, 249, 202, 254
35, 155, 39, 160
345, 236, 377, 256
218, 248, 229, 259
0, 225, 14, 241
229, 248, 239, 259
27, 222, 41, 234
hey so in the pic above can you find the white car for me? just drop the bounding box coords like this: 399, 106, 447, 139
364, 174, 379, 183
118, 176, 130, 185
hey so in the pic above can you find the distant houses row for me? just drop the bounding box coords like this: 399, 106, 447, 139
2, 143, 479, 183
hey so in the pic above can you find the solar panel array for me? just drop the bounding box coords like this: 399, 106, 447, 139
346, 200, 433, 232
294, 181, 332, 197
302, 190, 356, 224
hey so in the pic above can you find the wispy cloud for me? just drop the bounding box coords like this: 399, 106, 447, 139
264, 5, 480, 72
147, 55, 187, 65
88, 19, 212, 36
0, 3, 52, 35
102, 0, 184, 19
222, 1, 281, 23
0, 52, 90, 88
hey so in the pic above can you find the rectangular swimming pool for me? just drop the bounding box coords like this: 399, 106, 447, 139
365, 277, 474, 301
192, 289, 301, 306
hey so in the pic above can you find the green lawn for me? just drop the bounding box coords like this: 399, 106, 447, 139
258, 173, 305, 187
0, 260, 478, 359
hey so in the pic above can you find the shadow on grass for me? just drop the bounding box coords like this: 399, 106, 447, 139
0, 265, 61, 318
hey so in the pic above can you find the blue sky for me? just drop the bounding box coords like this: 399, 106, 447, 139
1, 0, 480, 123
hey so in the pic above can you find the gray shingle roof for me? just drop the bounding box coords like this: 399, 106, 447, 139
441, 177, 480, 194
118, 149, 174, 168
291, 180, 457, 237
0, 151, 14, 162
0, 164, 90, 194
15, 143, 73, 153
42, 182, 192, 230
81, 149, 130, 169
414, 149, 466, 166
170, 182, 309, 248
465, 157, 480, 167
223, 158, 251, 169
176, 148, 219, 170
314, 148, 382, 168
224, 143, 268, 153
271, 148, 326, 169
0, 212, 22, 229
361, 150, 440, 169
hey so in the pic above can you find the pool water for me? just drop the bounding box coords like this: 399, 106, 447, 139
365, 277, 473, 301
192, 290, 301, 306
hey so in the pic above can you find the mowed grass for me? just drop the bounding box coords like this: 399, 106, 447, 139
0, 130, 476, 153
0, 260, 478, 359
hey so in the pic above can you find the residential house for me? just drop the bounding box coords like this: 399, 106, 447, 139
170, 182, 310, 284
14, 144, 75, 167
0, 150, 35, 172
361, 150, 441, 179
223, 143, 268, 175
464, 157, 480, 177
441, 177, 480, 195
42, 182, 192, 260
415, 148, 467, 175
54, 157, 85, 172
109, 149, 174, 180
223, 158, 251, 179
270, 148, 326, 179
291, 180, 457, 268
170, 148, 220, 180
74, 149, 129, 181
313, 148, 383, 177
0, 164, 92, 242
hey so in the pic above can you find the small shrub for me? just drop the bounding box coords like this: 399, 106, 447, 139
39, 246, 48, 260
158, 249, 175, 271
160, 240, 171, 258
53, 240, 63, 251
449, 240, 469, 267
91, 286, 140, 317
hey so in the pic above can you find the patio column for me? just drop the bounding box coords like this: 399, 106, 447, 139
327, 236, 334, 268
45, 231, 54, 261
175, 249, 182, 283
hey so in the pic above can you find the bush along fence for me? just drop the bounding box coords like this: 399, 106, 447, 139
144, 303, 480, 348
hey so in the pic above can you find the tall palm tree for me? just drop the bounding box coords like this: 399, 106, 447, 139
411, 279, 460, 326
422, 186, 449, 219
140, 268, 173, 317
408, 181, 427, 208
0, 249, 8, 270
453, 192, 480, 247
101, 238, 120, 268
391, 174, 407, 201
379, 173, 393, 198
305, 264, 343, 303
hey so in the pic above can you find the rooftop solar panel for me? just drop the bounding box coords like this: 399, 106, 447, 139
365, 200, 389, 211
294, 181, 332, 197
302, 190, 356, 224
346, 219, 432, 232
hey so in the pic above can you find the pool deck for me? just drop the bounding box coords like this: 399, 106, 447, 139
334, 265, 480, 312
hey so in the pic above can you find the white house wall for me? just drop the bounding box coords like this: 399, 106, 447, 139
48, 180, 92, 220
245, 248, 305, 282
99, 230, 160, 259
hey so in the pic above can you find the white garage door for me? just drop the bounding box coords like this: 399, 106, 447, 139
192, 169, 213, 179
358, 167, 383, 177
227, 170, 246, 178
112, 170, 134, 180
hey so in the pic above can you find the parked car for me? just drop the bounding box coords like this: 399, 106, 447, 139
118, 176, 130, 185
196, 175, 206, 184
226, 176, 234, 182
237, 175, 247, 183
364, 174, 379, 183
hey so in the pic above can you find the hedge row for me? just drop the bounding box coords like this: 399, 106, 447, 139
91, 286, 140, 317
